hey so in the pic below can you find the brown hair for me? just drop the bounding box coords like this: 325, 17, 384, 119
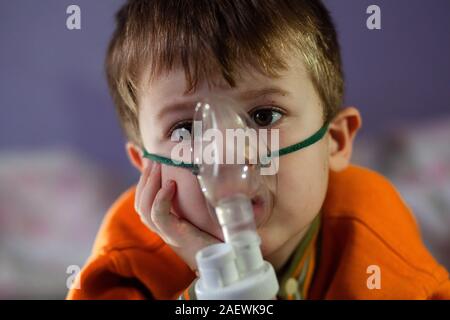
106, 0, 343, 146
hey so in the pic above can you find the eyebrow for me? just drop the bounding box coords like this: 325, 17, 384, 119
238, 86, 290, 100
157, 86, 290, 120
156, 100, 198, 121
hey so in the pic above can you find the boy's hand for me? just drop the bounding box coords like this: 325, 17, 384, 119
134, 162, 220, 272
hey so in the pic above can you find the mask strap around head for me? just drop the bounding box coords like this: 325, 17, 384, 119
268, 121, 329, 158
142, 150, 198, 171
142, 122, 330, 174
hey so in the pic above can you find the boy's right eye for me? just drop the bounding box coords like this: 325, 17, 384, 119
169, 121, 193, 142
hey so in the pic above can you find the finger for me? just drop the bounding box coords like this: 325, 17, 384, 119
150, 180, 176, 232
134, 164, 151, 212
155, 216, 220, 270
151, 181, 219, 269
138, 163, 161, 231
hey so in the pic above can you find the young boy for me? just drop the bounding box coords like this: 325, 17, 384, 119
67, 0, 449, 299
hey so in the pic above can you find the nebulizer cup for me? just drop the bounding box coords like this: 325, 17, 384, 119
192, 97, 279, 300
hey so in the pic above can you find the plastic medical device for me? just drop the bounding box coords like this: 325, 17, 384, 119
191, 98, 279, 300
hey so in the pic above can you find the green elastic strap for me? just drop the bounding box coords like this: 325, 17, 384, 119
269, 121, 329, 158
142, 150, 198, 170
142, 122, 329, 172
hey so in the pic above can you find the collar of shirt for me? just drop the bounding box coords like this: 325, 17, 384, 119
276, 213, 321, 300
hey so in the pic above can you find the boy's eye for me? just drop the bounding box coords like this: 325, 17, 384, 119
168, 106, 284, 140
169, 121, 192, 142
249, 107, 283, 127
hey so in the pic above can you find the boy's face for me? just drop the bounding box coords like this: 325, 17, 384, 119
136, 54, 332, 263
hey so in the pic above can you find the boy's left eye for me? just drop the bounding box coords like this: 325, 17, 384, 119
249, 107, 284, 127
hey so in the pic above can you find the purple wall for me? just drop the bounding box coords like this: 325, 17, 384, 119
325, 0, 450, 133
1, 0, 449, 179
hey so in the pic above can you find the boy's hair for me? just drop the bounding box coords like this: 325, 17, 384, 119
106, 0, 343, 146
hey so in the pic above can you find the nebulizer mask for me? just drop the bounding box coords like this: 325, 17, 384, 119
143, 96, 329, 299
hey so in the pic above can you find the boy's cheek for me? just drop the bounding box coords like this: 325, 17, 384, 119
161, 166, 222, 237
274, 146, 329, 221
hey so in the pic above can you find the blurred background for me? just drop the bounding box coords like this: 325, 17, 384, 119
0, 0, 449, 299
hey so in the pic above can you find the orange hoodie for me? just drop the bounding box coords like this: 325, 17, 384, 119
66, 165, 450, 299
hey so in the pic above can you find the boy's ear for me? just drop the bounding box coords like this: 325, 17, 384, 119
126, 142, 150, 173
327, 107, 362, 172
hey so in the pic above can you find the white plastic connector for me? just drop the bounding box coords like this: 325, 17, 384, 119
195, 194, 279, 299
196, 243, 239, 289
195, 242, 278, 300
